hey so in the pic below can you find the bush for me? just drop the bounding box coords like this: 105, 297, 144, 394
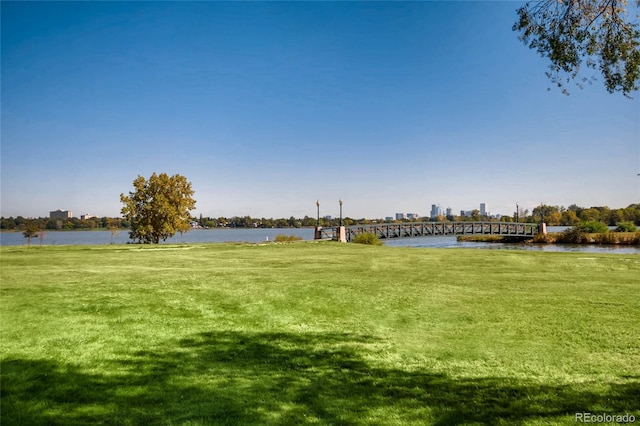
352, 233, 383, 246
577, 221, 609, 233
615, 221, 638, 232
557, 226, 589, 244
274, 234, 302, 243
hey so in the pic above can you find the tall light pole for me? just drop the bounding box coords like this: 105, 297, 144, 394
516, 203, 519, 222
339, 198, 343, 227
316, 200, 320, 227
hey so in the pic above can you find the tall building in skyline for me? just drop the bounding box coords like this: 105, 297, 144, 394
430, 204, 443, 219
480, 203, 487, 217
50, 209, 73, 219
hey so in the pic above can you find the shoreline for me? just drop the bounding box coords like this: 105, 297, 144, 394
457, 232, 640, 246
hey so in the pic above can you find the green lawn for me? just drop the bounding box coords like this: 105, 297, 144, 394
1, 242, 638, 425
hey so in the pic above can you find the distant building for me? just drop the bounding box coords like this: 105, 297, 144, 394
81, 214, 97, 220
395, 213, 407, 220
50, 209, 73, 219
445, 207, 453, 217
407, 213, 419, 220
430, 204, 442, 219
385, 217, 394, 221
480, 203, 487, 217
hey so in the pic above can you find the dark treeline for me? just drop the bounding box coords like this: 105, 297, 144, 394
2, 204, 639, 231
0, 216, 127, 231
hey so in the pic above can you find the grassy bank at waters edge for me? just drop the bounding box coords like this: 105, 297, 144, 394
533, 232, 640, 245
1, 242, 639, 425
460, 232, 640, 245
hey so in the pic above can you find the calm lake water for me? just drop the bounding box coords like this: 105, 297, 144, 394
1, 227, 638, 254
0, 228, 313, 246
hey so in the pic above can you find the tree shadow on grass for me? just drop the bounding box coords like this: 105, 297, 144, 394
2, 331, 639, 425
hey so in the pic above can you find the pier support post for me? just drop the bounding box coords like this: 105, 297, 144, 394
314, 226, 323, 240
336, 226, 347, 243
539, 222, 547, 235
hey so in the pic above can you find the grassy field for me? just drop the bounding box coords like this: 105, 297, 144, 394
1, 242, 638, 425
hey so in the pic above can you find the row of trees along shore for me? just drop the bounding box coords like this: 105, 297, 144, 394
3, 204, 640, 231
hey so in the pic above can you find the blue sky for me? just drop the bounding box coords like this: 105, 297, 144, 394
2, 1, 639, 219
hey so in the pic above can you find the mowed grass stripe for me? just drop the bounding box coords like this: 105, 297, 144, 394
1, 243, 638, 425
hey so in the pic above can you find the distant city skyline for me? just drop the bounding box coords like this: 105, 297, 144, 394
14, 200, 595, 221
6, 196, 640, 221
2, 2, 638, 219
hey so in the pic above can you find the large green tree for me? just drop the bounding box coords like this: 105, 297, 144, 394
514, 0, 640, 96
120, 173, 196, 244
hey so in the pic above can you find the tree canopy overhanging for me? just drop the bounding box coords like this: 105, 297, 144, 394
120, 173, 196, 244
513, 0, 640, 96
